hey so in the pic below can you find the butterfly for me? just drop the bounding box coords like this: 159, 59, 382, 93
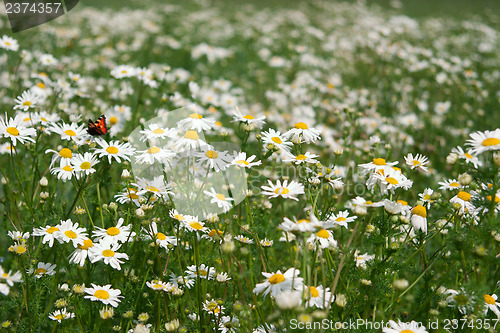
87, 115, 108, 136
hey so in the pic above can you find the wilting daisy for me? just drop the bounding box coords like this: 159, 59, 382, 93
49, 308, 75, 323
139, 123, 176, 141
185, 264, 216, 280
71, 152, 99, 178
283, 151, 319, 165
177, 112, 215, 131
13, 90, 39, 111
174, 130, 208, 151
134, 176, 173, 200
230, 152, 262, 168
143, 222, 177, 250
45, 147, 74, 167
261, 129, 293, 153
0, 35, 19, 51
94, 139, 136, 163
383, 199, 411, 215
284, 122, 321, 144
253, 267, 303, 297
0, 114, 37, 146
84, 284, 123, 307
451, 146, 482, 168
483, 294, 500, 318
466, 129, 500, 155
31, 262, 57, 278
354, 251, 375, 269
92, 218, 135, 244
219, 316, 240, 333
232, 106, 266, 128
306, 228, 337, 249
135, 146, 175, 165
304, 285, 333, 309
204, 187, 234, 212
410, 205, 428, 233
450, 191, 476, 214
90, 240, 129, 270
56, 219, 88, 247
203, 299, 225, 316
261, 179, 305, 201
382, 320, 428, 333
404, 153, 429, 172
69, 238, 95, 267
48, 122, 87, 144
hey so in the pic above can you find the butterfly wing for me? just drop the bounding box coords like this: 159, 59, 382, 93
87, 115, 107, 136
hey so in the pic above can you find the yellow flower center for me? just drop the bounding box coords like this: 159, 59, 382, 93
59, 148, 72, 158
198, 269, 208, 276
189, 222, 203, 230
295, 122, 308, 129
147, 146, 160, 154
271, 137, 282, 144
484, 294, 496, 305
449, 182, 460, 187
94, 290, 110, 300
205, 150, 218, 159
412, 160, 421, 166
487, 195, 500, 203
16, 246, 26, 254
215, 193, 226, 201
184, 131, 199, 140
189, 113, 203, 119
63, 165, 73, 172
309, 286, 319, 298
54, 314, 64, 320
336, 217, 347, 222
296, 154, 307, 161
316, 229, 330, 239
23, 101, 32, 107
153, 284, 163, 289
34, 268, 47, 275
145, 186, 159, 192
156, 232, 166, 240
6, 127, 19, 136
457, 191, 471, 201
400, 330, 414, 333
102, 249, 115, 257
152, 128, 165, 134
107, 227, 120, 236
80, 162, 91, 170
297, 219, 310, 224
106, 146, 119, 154
269, 273, 285, 284
482, 138, 500, 146
386, 177, 399, 185
464, 152, 473, 159
106, 116, 116, 125
64, 130, 76, 136
64, 230, 77, 239
47, 227, 59, 234
411, 205, 427, 218
373, 158, 386, 166
274, 187, 290, 195
243, 114, 254, 120
78, 239, 94, 250
235, 160, 249, 166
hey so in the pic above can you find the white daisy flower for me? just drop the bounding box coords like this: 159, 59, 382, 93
283, 151, 319, 165
325, 210, 357, 228
177, 112, 216, 131
50, 161, 75, 182
451, 146, 482, 168
146, 280, 171, 291
89, 240, 129, 271
261, 179, 305, 201
185, 264, 216, 280
278, 216, 319, 233
234, 235, 254, 244
134, 176, 173, 200
283, 122, 321, 144
253, 267, 303, 297
358, 158, 398, 175
195, 147, 232, 172
483, 294, 500, 318
143, 222, 177, 250
382, 320, 428, 333
49, 308, 75, 323
0, 266, 23, 287
203, 187, 234, 212
231, 106, 266, 128
0, 35, 19, 51
450, 191, 476, 214
135, 146, 175, 165
139, 123, 176, 141
84, 283, 123, 307
32, 225, 61, 247
261, 129, 293, 153
56, 219, 88, 247
304, 285, 333, 309
404, 153, 429, 172
114, 187, 142, 206
306, 228, 337, 249
31, 262, 57, 278
466, 129, 500, 155
111, 65, 137, 79
68, 238, 95, 267
47, 122, 88, 144
92, 218, 136, 244
71, 152, 99, 178
230, 152, 262, 168
354, 250, 375, 269
13, 90, 39, 111
181, 216, 209, 233
0, 114, 37, 146
438, 178, 463, 191
410, 205, 428, 233
45, 147, 74, 168
94, 138, 136, 163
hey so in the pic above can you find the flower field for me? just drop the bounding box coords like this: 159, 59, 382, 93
1, 0, 500, 332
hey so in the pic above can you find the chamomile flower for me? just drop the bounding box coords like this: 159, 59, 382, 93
410, 205, 428, 233
483, 294, 500, 318
56, 219, 88, 247
261, 179, 305, 201
139, 123, 176, 141
261, 129, 293, 153
135, 146, 175, 165
260, 238, 274, 247
404, 153, 429, 172
466, 129, 500, 155
51, 161, 75, 182
253, 267, 303, 297
90, 240, 129, 270
94, 139, 136, 163
181, 216, 209, 233
49, 308, 75, 323
48, 122, 88, 144
146, 280, 170, 291
232, 106, 266, 128
304, 285, 333, 309
230, 152, 262, 168
84, 284, 123, 307
283, 151, 319, 165
196, 147, 232, 172
325, 210, 357, 228
114, 188, 142, 206
143, 222, 177, 250
203, 187, 234, 212
71, 152, 99, 178
382, 320, 428, 333
111, 65, 137, 79
185, 264, 215, 280
451, 146, 482, 168
235, 235, 254, 244
450, 191, 476, 214
438, 179, 463, 191
13, 90, 39, 111
358, 158, 398, 175
372, 167, 413, 194
31, 262, 57, 278
92, 218, 135, 244
278, 216, 320, 233
219, 316, 240, 333
69, 238, 95, 267
33, 225, 61, 247
203, 299, 225, 316
354, 251, 375, 269
45, 147, 74, 167
283, 122, 321, 144
306, 228, 337, 249
0, 35, 19, 51
7, 231, 30, 241
0, 114, 37, 146
418, 188, 435, 209
0, 267, 23, 286
177, 112, 215, 131
174, 130, 208, 151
